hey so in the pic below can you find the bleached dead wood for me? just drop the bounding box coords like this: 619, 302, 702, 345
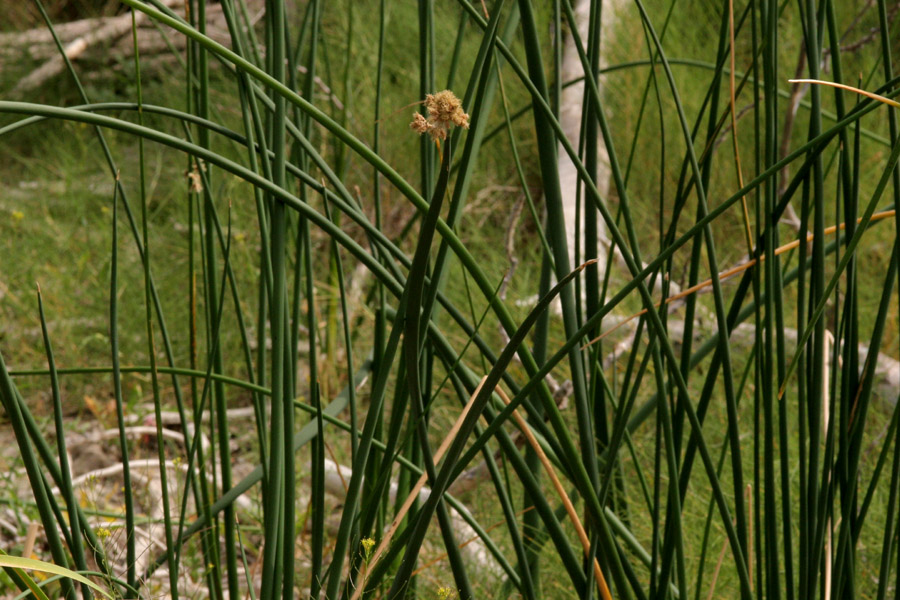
599, 311, 899, 404
558, 0, 618, 274
3, 0, 345, 110
11, 0, 183, 94
2, 1, 254, 95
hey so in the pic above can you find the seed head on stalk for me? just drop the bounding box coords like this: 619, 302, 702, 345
410, 90, 469, 157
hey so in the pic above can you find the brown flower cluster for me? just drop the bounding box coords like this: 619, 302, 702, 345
410, 90, 469, 142
185, 159, 206, 193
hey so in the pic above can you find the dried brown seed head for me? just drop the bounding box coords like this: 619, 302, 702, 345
425, 90, 469, 130
409, 90, 469, 143
410, 112, 430, 134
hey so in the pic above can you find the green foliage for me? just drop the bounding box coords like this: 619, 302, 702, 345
0, 0, 898, 599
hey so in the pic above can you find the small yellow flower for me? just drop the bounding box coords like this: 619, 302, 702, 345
361, 537, 375, 558
437, 586, 454, 599
96, 527, 111, 539
12, 210, 24, 221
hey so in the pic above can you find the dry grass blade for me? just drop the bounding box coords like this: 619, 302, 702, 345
788, 78, 900, 109
583, 210, 896, 349
493, 385, 612, 600
350, 376, 488, 600
729, 0, 754, 254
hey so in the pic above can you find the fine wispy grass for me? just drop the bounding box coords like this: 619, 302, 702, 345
0, 0, 898, 599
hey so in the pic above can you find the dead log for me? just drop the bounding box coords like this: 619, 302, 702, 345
3, 1, 250, 95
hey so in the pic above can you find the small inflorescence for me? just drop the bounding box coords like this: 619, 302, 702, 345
410, 90, 469, 143
361, 537, 375, 559
185, 159, 206, 193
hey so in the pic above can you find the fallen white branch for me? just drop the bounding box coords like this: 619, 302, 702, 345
12, 0, 182, 94
54, 458, 252, 511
